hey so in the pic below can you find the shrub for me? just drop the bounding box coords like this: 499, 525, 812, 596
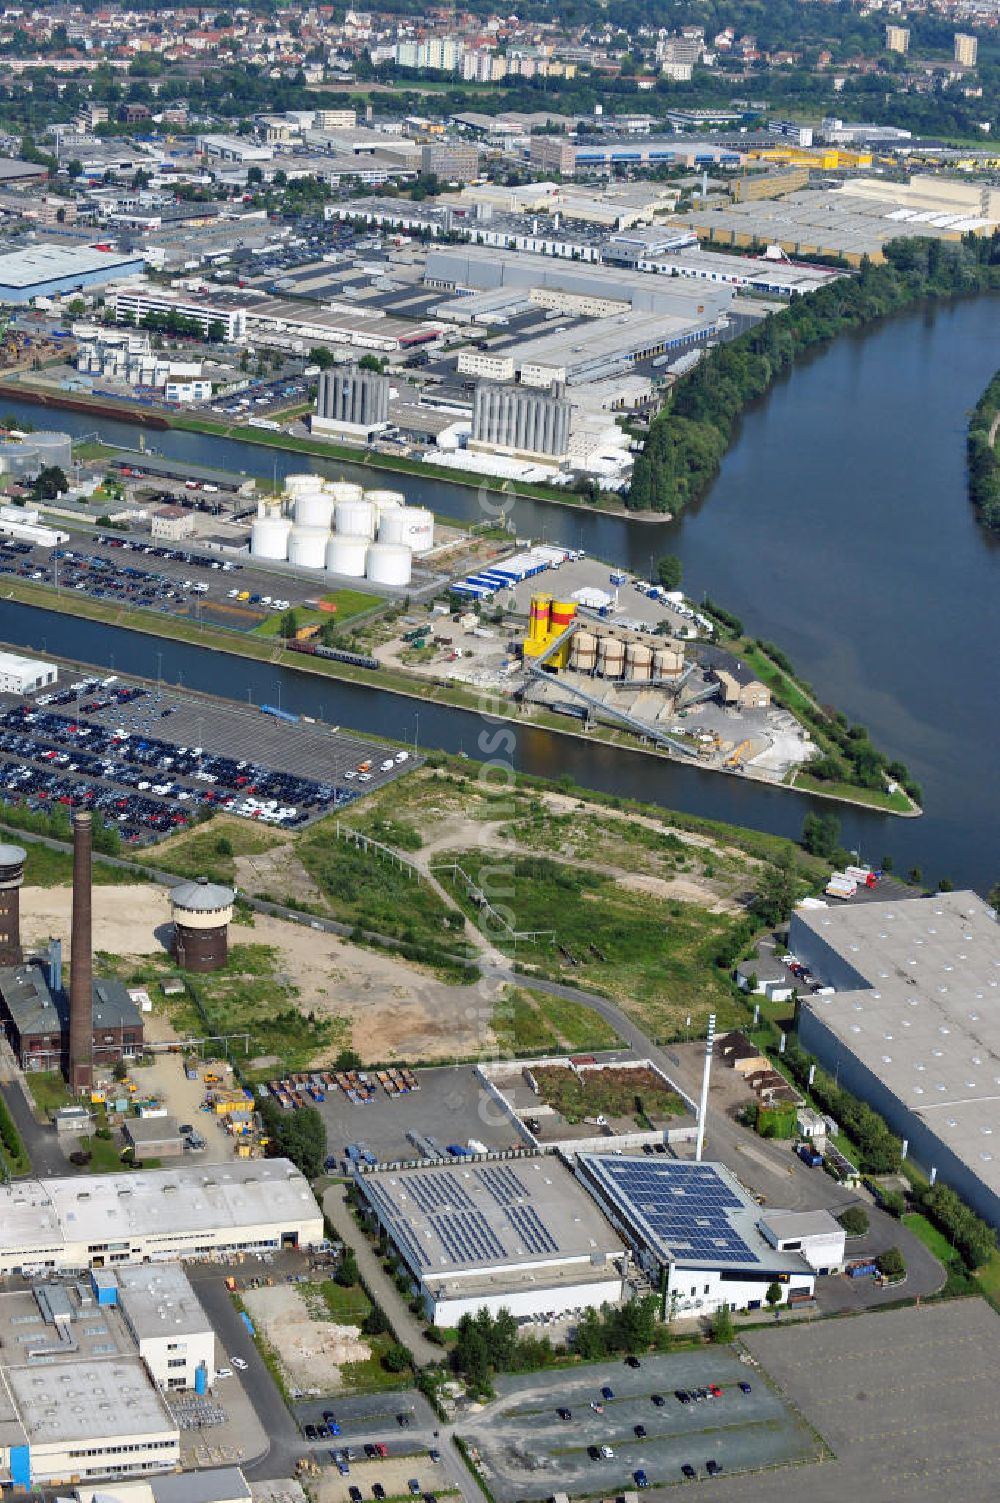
838, 1206, 869, 1237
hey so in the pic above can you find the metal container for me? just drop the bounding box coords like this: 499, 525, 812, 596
294, 491, 334, 529
287, 525, 329, 569
328, 480, 365, 503
250, 511, 292, 561
334, 497, 376, 538
325, 534, 368, 577
284, 472, 322, 498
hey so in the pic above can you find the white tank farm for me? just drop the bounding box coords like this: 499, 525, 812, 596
283, 473, 322, 498
335, 497, 376, 539
294, 491, 334, 529
287, 525, 329, 570
364, 488, 405, 512
365, 542, 412, 587
329, 480, 364, 503
325, 534, 368, 577
30, 431, 73, 470
377, 505, 435, 553
251, 505, 292, 561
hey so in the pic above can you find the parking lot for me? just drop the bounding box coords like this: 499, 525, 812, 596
0, 670, 414, 843
316, 1064, 522, 1170
460, 1352, 822, 1501
693, 1300, 1000, 1503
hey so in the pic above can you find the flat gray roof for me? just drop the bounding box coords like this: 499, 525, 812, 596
359, 1156, 624, 1280
0, 243, 142, 288
796, 891, 1000, 1200
153, 1467, 250, 1503
7, 1356, 173, 1444
118, 1264, 210, 1341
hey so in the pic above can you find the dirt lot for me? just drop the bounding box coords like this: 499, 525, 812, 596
19, 882, 505, 1064
243, 1283, 371, 1394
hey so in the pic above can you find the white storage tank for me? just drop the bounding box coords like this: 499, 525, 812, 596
294, 491, 334, 529
284, 472, 321, 498
287, 525, 329, 570
364, 488, 405, 512
250, 504, 292, 561
30, 431, 73, 471
325, 534, 369, 577
329, 480, 364, 503
377, 505, 435, 553
365, 542, 412, 587
335, 497, 376, 539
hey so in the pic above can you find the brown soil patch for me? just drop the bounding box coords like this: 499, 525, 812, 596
242, 1283, 369, 1394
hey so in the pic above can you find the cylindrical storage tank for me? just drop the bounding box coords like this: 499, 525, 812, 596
597, 637, 625, 678
570, 630, 597, 673
550, 599, 577, 633
284, 472, 321, 499
378, 505, 435, 553
287, 525, 329, 569
528, 595, 552, 643
653, 646, 683, 677
195, 1363, 208, 1396
0, 442, 36, 479
170, 876, 235, 972
294, 491, 334, 529
0, 841, 25, 967
365, 542, 412, 587
328, 480, 364, 503
626, 640, 653, 681
250, 513, 292, 561
325, 534, 369, 577
30, 431, 73, 470
334, 497, 376, 538
364, 488, 405, 510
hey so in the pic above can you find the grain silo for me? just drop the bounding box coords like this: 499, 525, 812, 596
597, 637, 625, 678
325, 534, 369, 577
626, 640, 653, 681
570, 630, 597, 673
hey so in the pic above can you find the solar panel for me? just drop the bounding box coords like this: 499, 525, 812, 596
475, 1165, 530, 1205
589, 1159, 759, 1266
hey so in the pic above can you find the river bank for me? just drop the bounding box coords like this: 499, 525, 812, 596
0, 573, 914, 814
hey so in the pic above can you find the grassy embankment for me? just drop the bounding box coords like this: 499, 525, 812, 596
966, 366, 1000, 531
251, 588, 377, 637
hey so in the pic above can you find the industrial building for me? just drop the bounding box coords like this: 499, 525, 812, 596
470, 381, 572, 464
355, 1156, 627, 1325
0, 650, 57, 695
117, 1264, 216, 1391
169, 876, 235, 972
575, 1156, 820, 1315
420, 140, 480, 181
312, 363, 390, 439
794, 891, 1000, 1231
244, 297, 441, 354
529, 135, 744, 177
0, 964, 144, 1074
0, 431, 73, 479
0, 1159, 324, 1276
0, 244, 145, 303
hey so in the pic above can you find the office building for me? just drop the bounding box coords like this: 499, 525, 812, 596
420, 140, 480, 182
111, 287, 247, 342
0, 1160, 324, 1276
471, 382, 572, 463
312, 364, 390, 438
576, 1155, 818, 1315
955, 32, 978, 66
0, 244, 145, 303
885, 24, 910, 53
794, 891, 1000, 1231
117, 1264, 216, 1391
355, 1156, 626, 1325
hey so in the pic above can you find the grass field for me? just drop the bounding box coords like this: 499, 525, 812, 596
317, 1279, 373, 1325
532, 1063, 685, 1124
253, 589, 380, 639
154, 818, 286, 884
437, 850, 744, 1040
492, 987, 619, 1055
902, 1212, 955, 1263
25, 1071, 71, 1118
17, 841, 140, 888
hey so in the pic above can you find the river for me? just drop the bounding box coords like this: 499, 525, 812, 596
2, 294, 998, 888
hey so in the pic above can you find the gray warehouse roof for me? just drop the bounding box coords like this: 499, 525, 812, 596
0, 242, 143, 289
795, 892, 1000, 1200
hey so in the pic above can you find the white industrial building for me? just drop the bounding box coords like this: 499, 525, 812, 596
355, 1156, 627, 1325
575, 1155, 817, 1315
110, 286, 247, 342
0, 650, 57, 695
757, 1210, 846, 1272
117, 1265, 216, 1392
0, 1160, 323, 1276
794, 891, 1000, 1231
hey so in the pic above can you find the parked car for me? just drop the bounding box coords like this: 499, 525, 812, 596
681, 1464, 697, 1480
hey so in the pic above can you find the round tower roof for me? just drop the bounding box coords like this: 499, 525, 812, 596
170, 875, 235, 912
0, 843, 26, 866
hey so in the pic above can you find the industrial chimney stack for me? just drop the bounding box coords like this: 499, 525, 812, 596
68, 810, 93, 1092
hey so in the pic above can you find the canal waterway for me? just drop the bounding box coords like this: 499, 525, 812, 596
3, 293, 999, 888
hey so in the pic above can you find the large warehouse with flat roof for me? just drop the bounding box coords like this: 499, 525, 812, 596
575, 1155, 818, 1316
794, 891, 1000, 1229
356, 1157, 627, 1324
0, 243, 145, 302
0, 1160, 323, 1275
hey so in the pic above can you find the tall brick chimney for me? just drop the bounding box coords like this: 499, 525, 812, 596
68, 810, 93, 1092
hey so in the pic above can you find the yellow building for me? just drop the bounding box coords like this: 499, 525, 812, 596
522, 593, 576, 665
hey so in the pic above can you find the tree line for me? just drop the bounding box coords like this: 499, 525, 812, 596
966, 368, 1000, 531
629, 235, 1000, 516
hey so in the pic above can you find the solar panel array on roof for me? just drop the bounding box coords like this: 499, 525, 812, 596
593, 1160, 761, 1265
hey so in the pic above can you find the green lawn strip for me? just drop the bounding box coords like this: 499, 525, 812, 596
901, 1212, 954, 1262
532, 991, 620, 1050
24, 1070, 71, 1118
317, 1279, 373, 1324
973, 1249, 1000, 1303
491, 987, 561, 1056
153, 818, 286, 884
253, 589, 381, 638
0, 1092, 29, 1175
339, 1337, 413, 1394
80, 1133, 126, 1172
790, 773, 913, 813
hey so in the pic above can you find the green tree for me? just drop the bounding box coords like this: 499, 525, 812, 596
380, 1343, 412, 1373
765, 1282, 783, 1317
30, 465, 68, 500
750, 850, 798, 926
112, 1058, 129, 1083
876, 1246, 905, 1280
838, 1206, 869, 1237
361, 1305, 390, 1335
334, 1247, 359, 1287
655, 554, 683, 591
357, 354, 385, 374
709, 1305, 734, 1343
802, 811, 841, 860
278, 608, 298, 639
